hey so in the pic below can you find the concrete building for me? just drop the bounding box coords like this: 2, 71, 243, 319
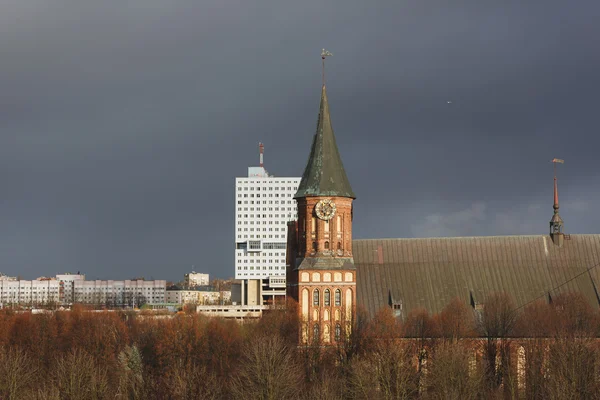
235, 143, 301, 305
196, 304, 266, 320
73, 279, 166, 307
0, 278, 60, 306
56, 273, 85, 304
0, 273, 166, 307
165, 286, 221, 305
184, 271, 209, 287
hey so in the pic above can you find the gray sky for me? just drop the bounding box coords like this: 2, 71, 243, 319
1, 1, 599, 281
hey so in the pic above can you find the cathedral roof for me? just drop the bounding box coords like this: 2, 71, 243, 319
354, 234, 600, 318
294, 85, 355, 199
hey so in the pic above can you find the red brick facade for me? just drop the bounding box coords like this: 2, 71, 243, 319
287, 196, 356, 344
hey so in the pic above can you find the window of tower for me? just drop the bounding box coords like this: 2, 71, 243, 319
313, 289, 320, 306
312, 242, 317, 252
325, 241, 330, 250
335, 289, 341, 306
324, 289, 331, 306
313, 324, 320, 343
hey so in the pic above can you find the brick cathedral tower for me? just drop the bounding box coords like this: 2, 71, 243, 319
286, 81, 356, 345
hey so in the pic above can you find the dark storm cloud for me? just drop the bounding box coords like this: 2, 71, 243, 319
1, 1, 599, 280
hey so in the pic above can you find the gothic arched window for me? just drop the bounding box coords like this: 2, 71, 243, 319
335, 289, 341, 306
335, 324, 341, 341
325, 241, 330, 249
313, 289, 320, 306
324, 289, 331, 306
312, 242, 317, 251
313, 324, 320, 343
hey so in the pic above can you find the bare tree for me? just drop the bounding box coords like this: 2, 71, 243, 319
404, 308, 435, 389
51, 349, 109, 400
230, 334, 302, 400
477, 293, 517, 392
438, 297, 475, 341
0, 347, 38, 400
346, 341, 418, 400
552, 292, 598, 337
424, 342, 482, 400
167, 361, 221, 400
546, 337, 600, 400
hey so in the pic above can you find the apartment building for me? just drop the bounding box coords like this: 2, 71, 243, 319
234, 144, 300, 305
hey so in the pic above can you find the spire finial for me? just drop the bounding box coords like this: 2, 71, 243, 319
321, 49, 333, 87
550, 158, 565, 242
552, 158, 564, 213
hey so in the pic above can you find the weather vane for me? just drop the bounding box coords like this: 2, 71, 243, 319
552, 158, 564, 177
552, 158, 564, 194
321, 48, 333, 86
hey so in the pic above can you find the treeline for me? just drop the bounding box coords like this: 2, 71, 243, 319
0, 293, 599, 399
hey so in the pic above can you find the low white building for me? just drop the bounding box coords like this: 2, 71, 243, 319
56, 273, 85, 303
0, 274, 166, 308
166, 288, 222, 305
184, 272, 210, 287
0, 279, 60, 306
74, 280, 166, 307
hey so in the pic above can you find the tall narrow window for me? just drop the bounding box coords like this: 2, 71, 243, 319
313, 324, 320, 343
325, 241, 330, 249
335, 289, 341, 306
312, 242, 318, 252
337, 215, 342, 238
311, 217, 316, 233
324, 289, 331, 306
313, 289, 320, 306
335, 324, 341, 341
337, 242, 342, 250
324, 220, 329, 232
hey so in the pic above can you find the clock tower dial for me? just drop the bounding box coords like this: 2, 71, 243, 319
315, 199, 336, 220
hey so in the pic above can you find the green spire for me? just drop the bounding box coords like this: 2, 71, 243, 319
294, 85, 355, 199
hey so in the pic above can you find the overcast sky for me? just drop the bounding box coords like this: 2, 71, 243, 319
1, 1, 599, 281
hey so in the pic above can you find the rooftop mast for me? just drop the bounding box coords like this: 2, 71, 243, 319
259, 142, 264, 168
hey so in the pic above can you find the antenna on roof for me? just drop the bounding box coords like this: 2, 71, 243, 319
321, 49, 333, 87
259, 142, 264, 168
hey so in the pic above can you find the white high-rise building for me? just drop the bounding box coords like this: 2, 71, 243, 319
234, 143, 300, 305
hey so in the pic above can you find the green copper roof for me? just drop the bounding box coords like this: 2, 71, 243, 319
294, 85, 355, 199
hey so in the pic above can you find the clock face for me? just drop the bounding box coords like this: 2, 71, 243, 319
315, 199, 336, 220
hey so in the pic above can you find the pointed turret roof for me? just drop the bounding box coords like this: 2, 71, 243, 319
294, 85, 355, 199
